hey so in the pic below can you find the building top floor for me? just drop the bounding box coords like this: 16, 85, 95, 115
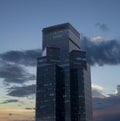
42, 23, 80, 38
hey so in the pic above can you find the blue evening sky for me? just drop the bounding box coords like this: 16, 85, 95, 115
0, 0, 120, 97
0, 0, 120, 121
1, 0, 120, 52
1, 1, 120, 121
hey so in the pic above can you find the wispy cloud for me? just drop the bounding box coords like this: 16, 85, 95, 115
90, 35, 106, 42
92, 84, 105, 98
0, 49, 41, 66
0, 99, 19, 104
25, 108, 35, 110
1, 38, 120, 68
81, 36, 120, 65
0, 61, 35, 84
95, 23, 109, 32
8, 113, 13, 116
7, 84, 36, 97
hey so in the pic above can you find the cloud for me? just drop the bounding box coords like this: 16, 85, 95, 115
8, 113, 13, 116
0, 37, 120, 69
0, 49, 38, 84
92, 89, 105, 98
0, 99, 19, 104
95, 23, 109, 32
92, 84, 105, 98
0, 61, 35, 83
93, 97, 116, 111
115, 85, 120, 95
93, 94, 120, 121
92, 84, 103, 91
92, 85, 120, 121
8, 84, 36, 97
25, 108, 35, 110
0, 49, 41, 66
0, 41, 119, 121
81, 36, 120, 65
90, 35, 105, 42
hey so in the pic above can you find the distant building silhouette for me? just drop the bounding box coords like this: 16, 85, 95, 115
36, 23, 93, 121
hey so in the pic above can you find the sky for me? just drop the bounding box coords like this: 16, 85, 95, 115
0, 0, 120, 121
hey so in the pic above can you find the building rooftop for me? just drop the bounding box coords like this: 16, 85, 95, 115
42, 23, 80, 38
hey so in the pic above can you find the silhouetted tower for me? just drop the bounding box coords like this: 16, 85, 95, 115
36, 23, 93, 121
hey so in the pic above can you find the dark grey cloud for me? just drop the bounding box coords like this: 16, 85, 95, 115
8, 84, 36, 97
81, 36, 120, 65
0, 49, 39, 84
0, 99, 19, 104
0, 49, 41, 66
8, 113, 13, 116
92, 89, 105, 98
25, 107, 35, 110
93, 96, 120, 110
0, 41, 119, 121
1, 38, 120, 67
93, 95, 120, 121
94, 113, 120, 121
0, 61, 35, 83
95, 23, 109, 31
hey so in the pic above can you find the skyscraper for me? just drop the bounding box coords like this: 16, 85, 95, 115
36, 23, 93, 121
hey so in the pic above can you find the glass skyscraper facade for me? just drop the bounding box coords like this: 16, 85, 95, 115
36, 23, 93, 121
